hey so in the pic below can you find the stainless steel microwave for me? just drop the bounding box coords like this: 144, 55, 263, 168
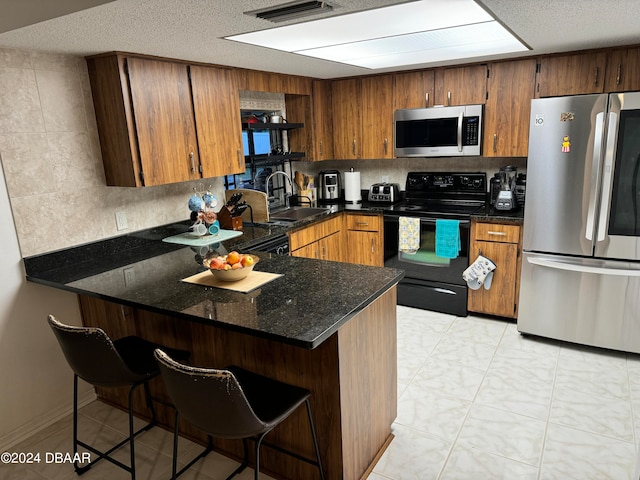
394, 104, 483, 157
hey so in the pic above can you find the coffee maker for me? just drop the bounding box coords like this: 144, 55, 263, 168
495, 165, 518, 211
318, 170, 342, 204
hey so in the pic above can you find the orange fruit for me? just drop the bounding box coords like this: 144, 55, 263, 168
227, 251, 241, 265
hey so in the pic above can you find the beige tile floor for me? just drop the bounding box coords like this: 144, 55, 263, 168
3, 305, 640, 479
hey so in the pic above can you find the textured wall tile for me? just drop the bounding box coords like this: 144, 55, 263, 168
47, 132, 103, 189
0, 133, 53, 197
0, 67, 44, 133
30, 51, 82, 73
35, 69, 86, 132
0, 48, 32, 68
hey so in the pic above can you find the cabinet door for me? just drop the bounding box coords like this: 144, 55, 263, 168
393, 70, 435, 109
347, 230, 382, 266
484, 59, 536, 157
287, 81, 334, 161
605, 47, 640, 92
291, 241, 319, 259
361, 75, 394, 159
331, 78, 361, 159
126, 57, 200, 185
190, 65, 244, 177
468, 240, 519, 318
436, 65, 487, 106
312, 80, 335, 160
319, 231, 343, 262
535, 52, 606, 97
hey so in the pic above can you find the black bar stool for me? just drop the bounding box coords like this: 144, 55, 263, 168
154, 349, 325, 480
48, 314, 189, 479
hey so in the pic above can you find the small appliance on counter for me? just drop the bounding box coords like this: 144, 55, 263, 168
318, 170, 342, 204
344, 168, 362, 204
495, 165, 518, 211
515, 173, 526, 207
368, 183, 401, 203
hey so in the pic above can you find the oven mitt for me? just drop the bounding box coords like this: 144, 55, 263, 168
462, 255, 496, 290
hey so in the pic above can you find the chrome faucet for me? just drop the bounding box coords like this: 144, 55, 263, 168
265, 171, 294, 208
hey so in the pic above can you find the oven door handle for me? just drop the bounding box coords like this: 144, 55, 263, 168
385, 214, 470, 225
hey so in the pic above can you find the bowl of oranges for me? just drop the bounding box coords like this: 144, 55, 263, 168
203, 251, 258, 282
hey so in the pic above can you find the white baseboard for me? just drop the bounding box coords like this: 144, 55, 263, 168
0, 389, 97, 452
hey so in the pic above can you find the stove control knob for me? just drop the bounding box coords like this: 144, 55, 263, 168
460, 176, 469, 185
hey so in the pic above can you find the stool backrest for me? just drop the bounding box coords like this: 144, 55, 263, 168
154, 349, 267, 438
47, 314, 139, 387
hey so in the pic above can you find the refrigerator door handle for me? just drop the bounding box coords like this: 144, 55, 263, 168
596, 111, 618, 242
527, 255, 640, 276
585, 112, 606, 241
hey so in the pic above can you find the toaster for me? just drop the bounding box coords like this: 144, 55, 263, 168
368, 183, 401, 203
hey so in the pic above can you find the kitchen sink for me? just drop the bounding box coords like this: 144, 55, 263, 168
269, 206, 331, 222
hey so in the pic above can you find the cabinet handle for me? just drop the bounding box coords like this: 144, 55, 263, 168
447, 91, 451, 106
322, 245, 326, 259
425, 92, 429, 107
594, 66, 599, 87
383, 138, 388, 155
189, 152, 196, 173
352, 139, 357, 156
487, 231, 507, 236
237, 149, 243, 166
319, 140, 323, 157
616, 64, 622, 86
493, 133, 497, 153
371, 239, 375, 253
120, 305, 126, 320
356, 221, 369, 226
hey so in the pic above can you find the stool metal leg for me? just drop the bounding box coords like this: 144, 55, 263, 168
305, 399, 325, 480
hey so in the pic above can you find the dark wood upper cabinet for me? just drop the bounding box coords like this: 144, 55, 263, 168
126, 57, 200, 186
604, 47, 640, 92
360, 75, 394, 159
87, 53, 248, 187
190, 65, 244, 177
331, 78, 362, 159
393, 70, 435, 109
535, 52, 607, 97
435, 65, 488, 106
484, 59, 537, 157
286, 79, 334, 161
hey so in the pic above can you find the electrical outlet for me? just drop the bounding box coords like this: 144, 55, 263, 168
381, 175, 390, 183
115, 211, 128, 231
123, 267, 135, 287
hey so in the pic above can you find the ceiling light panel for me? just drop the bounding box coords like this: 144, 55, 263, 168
225, 0, 529, 70
298, 21, 528, 68
229, 0, 492, 52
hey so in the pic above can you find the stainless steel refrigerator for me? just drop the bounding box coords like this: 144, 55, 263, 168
519, 92, 640, 354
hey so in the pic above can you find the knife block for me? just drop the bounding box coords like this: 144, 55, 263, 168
217, 206, 243, 230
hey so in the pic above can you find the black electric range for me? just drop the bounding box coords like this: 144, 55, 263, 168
382, 172, 487, 316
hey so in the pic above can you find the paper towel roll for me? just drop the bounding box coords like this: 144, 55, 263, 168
344, 171, 362, 204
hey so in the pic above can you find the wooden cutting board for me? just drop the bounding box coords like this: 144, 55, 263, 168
225, 189, 269, 223
182, 269, 282, 293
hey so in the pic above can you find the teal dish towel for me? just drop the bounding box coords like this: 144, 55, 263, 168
435, 219, 461, 259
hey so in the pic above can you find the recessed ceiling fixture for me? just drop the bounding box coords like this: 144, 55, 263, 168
227, 0, 529, 70
245, 0, 335, 23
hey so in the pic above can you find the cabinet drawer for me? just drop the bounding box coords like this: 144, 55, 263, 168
289, 214, 343, 250
346, 214, 381, 232
474, 223, 520, 243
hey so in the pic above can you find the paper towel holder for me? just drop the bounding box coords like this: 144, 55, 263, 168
344, 167, 362, 205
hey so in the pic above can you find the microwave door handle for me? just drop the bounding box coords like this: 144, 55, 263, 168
457, 112, 463, 152
596, 111, 618, 242
585, 111, 606, 241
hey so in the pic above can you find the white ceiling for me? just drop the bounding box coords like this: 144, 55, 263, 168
0, 0, 639, 79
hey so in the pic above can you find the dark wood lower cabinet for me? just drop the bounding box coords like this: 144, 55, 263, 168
78, 287, 397, 480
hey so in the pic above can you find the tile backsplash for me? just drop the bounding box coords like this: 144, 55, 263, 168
0, 47, 526, 258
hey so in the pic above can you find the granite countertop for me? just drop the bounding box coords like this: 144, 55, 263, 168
24, 219, 404, 349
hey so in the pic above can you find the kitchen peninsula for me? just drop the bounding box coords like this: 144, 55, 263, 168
24, 221, 404, 480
